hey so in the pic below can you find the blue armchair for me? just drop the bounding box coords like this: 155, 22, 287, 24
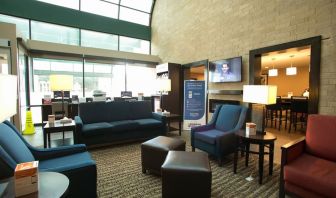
191, 104, 247, 165
0, 121, 97, 197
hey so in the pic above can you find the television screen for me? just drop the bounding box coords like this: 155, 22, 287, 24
209, 56, 242, 82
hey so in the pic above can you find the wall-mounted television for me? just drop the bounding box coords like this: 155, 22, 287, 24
209, 56, 242, 83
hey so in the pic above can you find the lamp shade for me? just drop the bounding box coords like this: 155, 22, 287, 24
156, 78, 171, 92
268, 69, 278, 77
50, 75, 73, 91
286, 67, 297, 75
0, 74, 17, 123
243, 85, 277, 105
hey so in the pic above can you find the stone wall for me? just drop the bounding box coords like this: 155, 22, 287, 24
151, 0, 336, 115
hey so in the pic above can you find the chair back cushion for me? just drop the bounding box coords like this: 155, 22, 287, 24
215, 105, 244, 131
306, 114, 336, 161
130, 101, 153, 120
0, 122, 35, 164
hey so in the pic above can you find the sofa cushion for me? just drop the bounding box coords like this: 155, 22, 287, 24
79, 102, 112, 124
107, 102, 131, 121
215, 105, 241, 131
135, 118, 162, 129
130, 101, 153, 120
39, 152, 95, 172
194, 129, 224, 144
306, 114, 336, 162
284, 153, 336, 198
82, 122, 113, 136
0, 123, 35, 163
109, 120, 139, 131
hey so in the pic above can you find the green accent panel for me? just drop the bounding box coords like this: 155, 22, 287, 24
0, 0, 151, 40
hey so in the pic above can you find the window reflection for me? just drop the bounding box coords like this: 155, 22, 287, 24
119, 36, 150, 54
31, 21, 79, 45
81, 30, 118, 50
0, 14, 30, 39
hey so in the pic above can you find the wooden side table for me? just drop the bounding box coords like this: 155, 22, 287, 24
43, 120, 76, 148
164, 114, 182, 136
233, 130, 277, 184
1, 172, 69, 198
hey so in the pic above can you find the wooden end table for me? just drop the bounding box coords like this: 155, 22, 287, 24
233, 130, 277, 184
1, 172, 69, 198
163, 114, 182, 136
43, 120, 76, 148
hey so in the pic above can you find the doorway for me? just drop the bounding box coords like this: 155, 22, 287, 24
182, 59, 208, 122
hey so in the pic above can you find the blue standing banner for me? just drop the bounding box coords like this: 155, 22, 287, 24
183, 80, 206, 130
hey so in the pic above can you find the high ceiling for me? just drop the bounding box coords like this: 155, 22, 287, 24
261, 45, 311, 70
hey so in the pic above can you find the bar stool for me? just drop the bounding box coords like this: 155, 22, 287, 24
288, 96, 308, 133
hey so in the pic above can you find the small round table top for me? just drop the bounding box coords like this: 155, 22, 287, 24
236, 130, 277, 143
3, 172, 69, 198
39, 172, 69, 198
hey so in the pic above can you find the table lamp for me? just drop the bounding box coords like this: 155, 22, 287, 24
0, 74, 17, 123
243, 85, 277, 135
49, 75, 73, 119
156, 78, 171, 111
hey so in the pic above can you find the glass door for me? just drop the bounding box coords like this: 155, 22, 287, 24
18, 47, 29, 130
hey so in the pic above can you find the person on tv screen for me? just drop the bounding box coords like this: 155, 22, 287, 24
211, 63, 236, 82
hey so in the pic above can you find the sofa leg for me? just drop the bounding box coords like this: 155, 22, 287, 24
192, 147, 195, 152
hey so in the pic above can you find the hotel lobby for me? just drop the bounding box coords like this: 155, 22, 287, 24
1, 0, 336, 197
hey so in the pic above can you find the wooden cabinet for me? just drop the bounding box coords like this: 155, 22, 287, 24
156, 63, 182, 115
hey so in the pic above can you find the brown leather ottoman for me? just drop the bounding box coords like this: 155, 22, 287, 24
141, 136, 185, 175
161, 151, 212, 198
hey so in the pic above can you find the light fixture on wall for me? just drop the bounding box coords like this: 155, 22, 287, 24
286, 55, 297, 75
268, 58, 278, 77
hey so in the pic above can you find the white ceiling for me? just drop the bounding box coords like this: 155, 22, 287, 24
261, 46, 311, 70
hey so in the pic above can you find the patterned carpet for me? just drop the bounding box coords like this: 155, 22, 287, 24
89, 131, 280, 198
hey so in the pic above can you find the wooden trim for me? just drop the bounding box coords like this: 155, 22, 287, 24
281, 136, 306, 149
249, 36, 321, 114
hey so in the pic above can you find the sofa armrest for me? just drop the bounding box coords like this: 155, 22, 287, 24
191, 124, 215, 133
152, 112, 167, 125
74, 116, 84, 144
31, 144, 87, 161
281, 136, 306, 165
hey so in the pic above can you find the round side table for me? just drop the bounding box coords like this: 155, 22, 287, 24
233, 130, 277, 184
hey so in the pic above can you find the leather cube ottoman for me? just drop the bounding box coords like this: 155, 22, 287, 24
161, 151, 212, 198
141, 136, 185, 175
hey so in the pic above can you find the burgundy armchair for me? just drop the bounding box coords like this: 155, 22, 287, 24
280, 114, 336, 198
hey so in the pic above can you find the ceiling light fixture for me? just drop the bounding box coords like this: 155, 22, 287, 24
268, 58, 278, 77
286, 55, 297, 75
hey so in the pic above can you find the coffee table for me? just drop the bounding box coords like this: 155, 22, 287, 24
43, 120, 76, 148
1, 172, 69, 198
233, 130, 277, 184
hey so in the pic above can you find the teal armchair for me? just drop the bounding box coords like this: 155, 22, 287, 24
0, 121, 97, 197
191, 104, 247, 165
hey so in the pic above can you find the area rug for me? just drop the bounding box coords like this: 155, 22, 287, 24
89, 131, 280, 198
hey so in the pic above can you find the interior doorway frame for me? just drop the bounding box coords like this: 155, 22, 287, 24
249, 36, 321, 114
182, 59, 209, 122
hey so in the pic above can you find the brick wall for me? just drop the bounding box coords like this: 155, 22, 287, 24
151, 0, 336, 115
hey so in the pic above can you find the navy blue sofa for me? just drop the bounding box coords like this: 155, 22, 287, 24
0, 120, 97, 197
74, 101, 167, 146
191, 104, 247, 165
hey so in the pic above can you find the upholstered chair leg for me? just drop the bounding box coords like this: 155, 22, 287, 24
192, 147, 195, 152
142, 167, 146, 174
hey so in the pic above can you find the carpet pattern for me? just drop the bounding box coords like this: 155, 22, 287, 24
90, 131, 280, 198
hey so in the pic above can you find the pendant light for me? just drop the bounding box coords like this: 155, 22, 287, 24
286, 55, 297, 75
268, 58, 278, 77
